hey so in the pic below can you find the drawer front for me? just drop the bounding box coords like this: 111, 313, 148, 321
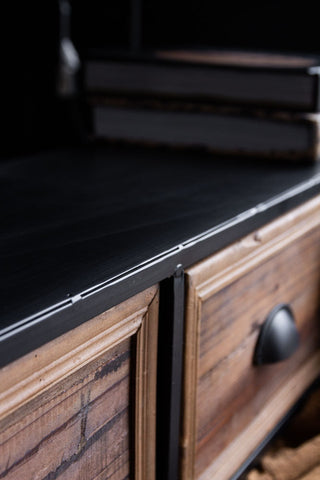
0, 286, 158, 480
182, 197, 320, 480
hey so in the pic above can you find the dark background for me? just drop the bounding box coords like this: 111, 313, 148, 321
3, 1, 319, 156
72, 0, 320, 52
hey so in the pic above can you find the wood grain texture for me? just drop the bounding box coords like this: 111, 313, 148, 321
0, 286, 158, 480
135, 286, 158, 480
182, 195, 320, 480
199, 352, 320, 480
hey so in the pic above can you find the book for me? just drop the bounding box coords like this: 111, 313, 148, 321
85, 49, 320, 112
91, 98, 320, 161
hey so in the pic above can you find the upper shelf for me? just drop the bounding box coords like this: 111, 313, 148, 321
1, 144, 320, 365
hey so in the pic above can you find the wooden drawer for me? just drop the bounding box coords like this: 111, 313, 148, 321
182, 197, 320, 480
0, 286, 158, 480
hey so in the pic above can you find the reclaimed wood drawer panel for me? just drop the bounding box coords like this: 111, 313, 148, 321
0, 286, 159, 480
182, 196, 320, 480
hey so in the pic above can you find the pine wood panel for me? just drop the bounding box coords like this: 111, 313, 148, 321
0, 286, 159, 480
182, 196, 320, 480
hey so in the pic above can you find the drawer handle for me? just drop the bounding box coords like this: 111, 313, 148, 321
254, 304, 300, 365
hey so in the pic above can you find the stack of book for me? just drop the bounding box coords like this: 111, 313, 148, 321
85, 49, 320, 161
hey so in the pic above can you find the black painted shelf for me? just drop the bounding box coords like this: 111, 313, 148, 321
1, 144, 320, 365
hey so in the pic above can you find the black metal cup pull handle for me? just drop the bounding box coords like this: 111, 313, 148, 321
254, 304, 300, 365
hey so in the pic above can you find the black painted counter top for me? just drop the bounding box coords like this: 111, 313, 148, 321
2, 144, 320, 366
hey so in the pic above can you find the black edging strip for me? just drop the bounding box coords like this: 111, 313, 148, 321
1, 175, 320, 367
156, 267, 185, 480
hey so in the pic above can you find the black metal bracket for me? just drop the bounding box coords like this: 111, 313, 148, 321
156, 265, 185, 480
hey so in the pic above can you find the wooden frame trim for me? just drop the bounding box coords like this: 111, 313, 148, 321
181, 194, 320, 480
0, 286, 159, 480
135, 288, 159, 480
192, 195, 320, 300
181, 275, 202, 479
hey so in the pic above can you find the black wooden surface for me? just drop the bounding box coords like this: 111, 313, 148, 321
1, 144, 320, 364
